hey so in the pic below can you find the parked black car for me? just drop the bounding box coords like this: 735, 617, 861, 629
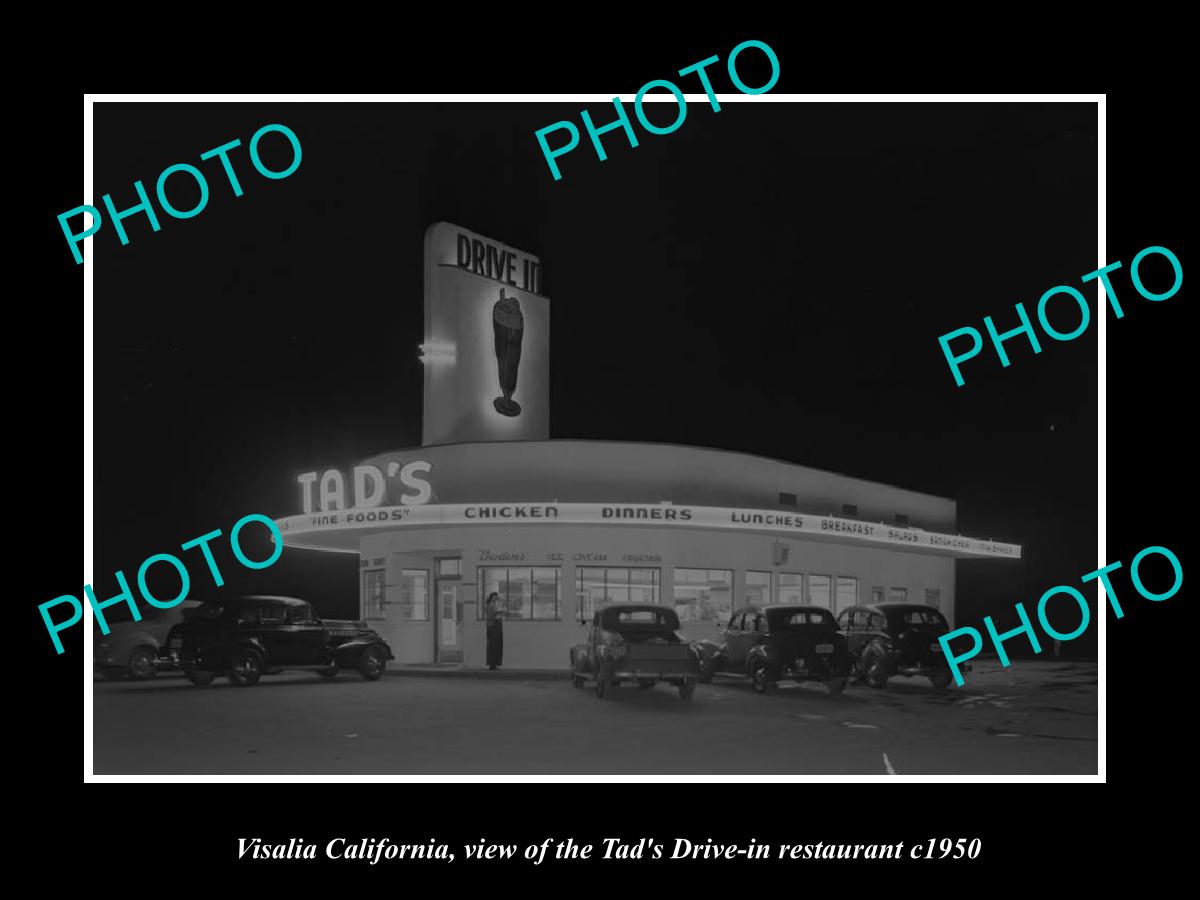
159, 595, 394, 687
837, 603, 960, 689
94, 601, 200, 680
700, 605, 853, 694
569, 604, 700, 702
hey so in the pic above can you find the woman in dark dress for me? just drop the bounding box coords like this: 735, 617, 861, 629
485, 592, 504, 670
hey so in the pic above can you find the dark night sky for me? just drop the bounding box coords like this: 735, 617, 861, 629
94, 101, 1097, 642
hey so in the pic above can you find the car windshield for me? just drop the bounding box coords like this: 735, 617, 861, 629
767, 608, 836, 628
184, 604, 224, 621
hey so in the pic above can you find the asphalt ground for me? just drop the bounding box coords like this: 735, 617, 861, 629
92, 660, 1097, 775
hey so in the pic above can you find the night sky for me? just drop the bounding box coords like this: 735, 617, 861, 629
94, 101, 1097, 646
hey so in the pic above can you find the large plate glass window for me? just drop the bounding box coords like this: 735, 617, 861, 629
808, 574, 832, 609
362, 569, 386, 621
477, 567, 561, 621
577, 567, 661, 620
673, 568, 733, 623
778, 573, 804, 604
745, 570, 771, 605
835, 576, 858, 613
395, 569, 429, 621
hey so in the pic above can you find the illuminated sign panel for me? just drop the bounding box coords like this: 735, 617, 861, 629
422, 222, 549, 446
276, 502, 1021, 559
295, 462, 434, 512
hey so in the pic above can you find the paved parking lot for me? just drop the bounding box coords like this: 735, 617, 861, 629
92, 660, 1097, 775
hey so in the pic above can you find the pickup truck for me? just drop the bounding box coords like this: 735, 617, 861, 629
158, 594, 394, 687
569, 604, 701, 702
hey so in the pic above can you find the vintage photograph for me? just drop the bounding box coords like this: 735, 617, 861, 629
90, 99, 1098, 775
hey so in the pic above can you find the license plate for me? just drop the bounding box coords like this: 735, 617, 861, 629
930, 643, 940, 652
815, 643, 833, 654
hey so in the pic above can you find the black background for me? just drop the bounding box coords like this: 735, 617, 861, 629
21, 23, 1189, 885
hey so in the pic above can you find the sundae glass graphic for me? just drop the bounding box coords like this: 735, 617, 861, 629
492, 288, 524, 417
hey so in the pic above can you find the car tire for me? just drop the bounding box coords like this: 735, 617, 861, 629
929, 671, 952, 690
572, 673, 585, 689
699, 669, 713, 685
359, 646, 386, 681
318, 666, 338, 679
863, 650, 889, 689
595, 668, 608, 699
184, 668, 215, 686
127, 646, 158, 680
678, 681, 695, 703
228, 649, 263, 687
751, 659, 771, 694
827, 676, 848, 696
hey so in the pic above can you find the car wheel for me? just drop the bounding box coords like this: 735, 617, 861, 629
572, 673, 585, 689
751, 659, 771, 694
863, 650, 889, 689
595, 668, 608, 699
929, 671, 952, 690
228, 649, 263, 687
318, 666, 338, 679
827, 676, 848, 695
184, 668, 215, 686
638, 680, 655, 690
359, 646, 386, 681
678, 681, 695, 703
699, 669, 713, 685
127, 647, 158, 680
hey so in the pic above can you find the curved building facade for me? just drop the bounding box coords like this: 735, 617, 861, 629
273, 223, 1020, 669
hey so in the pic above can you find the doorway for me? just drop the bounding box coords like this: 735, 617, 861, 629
434, 557, 462, 663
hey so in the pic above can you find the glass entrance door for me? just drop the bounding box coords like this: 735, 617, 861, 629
434, 558, 462, 663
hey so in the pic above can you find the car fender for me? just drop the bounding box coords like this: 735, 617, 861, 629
332, 638, 393, 666
226, 637, 268, 666
572, 643, 595, 672
111, 631, 161, 663
746, 645, 770, 675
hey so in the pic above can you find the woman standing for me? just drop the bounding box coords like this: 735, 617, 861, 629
485, 591, 504, 670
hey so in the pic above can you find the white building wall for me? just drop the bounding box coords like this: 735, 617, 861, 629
358, 524, 956, 669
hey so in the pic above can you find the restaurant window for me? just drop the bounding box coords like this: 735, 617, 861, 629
835, 576, 858, 613
394, 569, 429, 621
673, 568, 733, 623
745, 570, 771, 606
478, 567, 560, 621
779, 492, 797, 506
888, 586, 908, 603
437, 558, 462, 577
778, 572, 804, 604
577, 567, 660, 620
925, 588, 941, 610
362, 569, 386, 621
808, 574, 832, 609
842, 504, 858, 517
871, 586, 884, 604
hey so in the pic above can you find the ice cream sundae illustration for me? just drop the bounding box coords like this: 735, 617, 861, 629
492, 288, 524, 417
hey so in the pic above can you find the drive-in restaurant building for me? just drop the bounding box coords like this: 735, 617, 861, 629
273, 223, 1021, 669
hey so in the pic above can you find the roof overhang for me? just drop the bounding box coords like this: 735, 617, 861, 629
275, 502, 1021, 560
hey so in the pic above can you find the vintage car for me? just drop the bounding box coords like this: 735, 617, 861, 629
158, 595, 395, 687
569, 604, 701, 702
699, 605, 853, 694
837, 603, 961, 689
94, 601, 201, 679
